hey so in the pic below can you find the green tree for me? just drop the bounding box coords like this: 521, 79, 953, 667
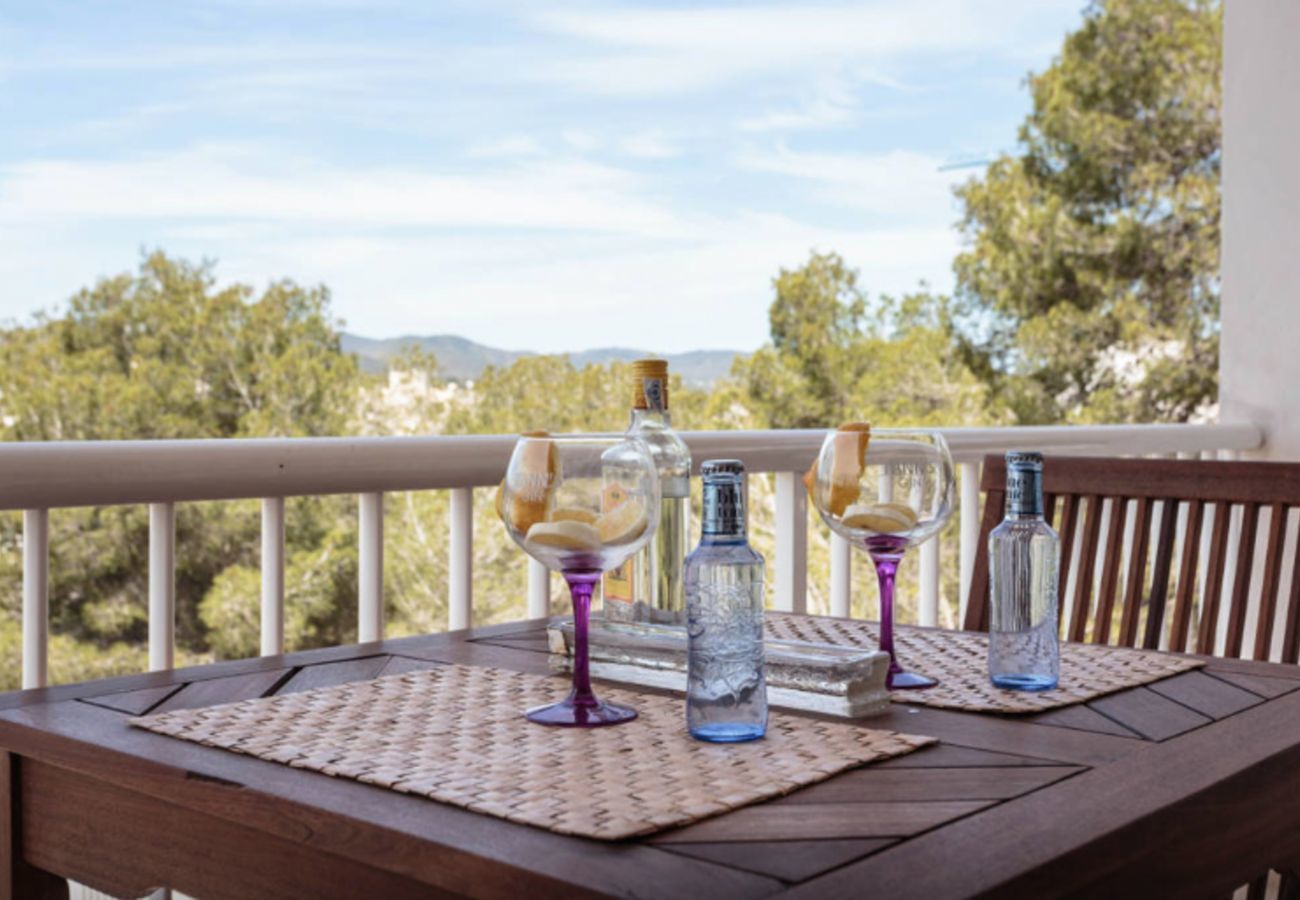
954, 0, 1221, 424
742, 252, 993, 431
0, 252, 363, 686
200, 510, 359, 658
746, 252, 868, 428
0, 253, 358, 441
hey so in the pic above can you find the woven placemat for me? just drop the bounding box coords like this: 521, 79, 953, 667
766, 614, 1204, 714
130, 664, 933, 840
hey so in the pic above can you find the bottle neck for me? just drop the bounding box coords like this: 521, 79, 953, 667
1005, 466, 1045, 520
629, 407, 672, 430
701, 478, 746, 542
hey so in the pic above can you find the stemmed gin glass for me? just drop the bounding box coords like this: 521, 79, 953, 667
498, 434, 660, 726
810, 427, 954, 689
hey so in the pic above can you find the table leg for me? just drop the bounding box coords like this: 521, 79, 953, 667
1, 752, 68, 900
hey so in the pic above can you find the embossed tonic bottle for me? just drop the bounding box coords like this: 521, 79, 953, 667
988, 451, 1060, 690
685, 459, 767, 742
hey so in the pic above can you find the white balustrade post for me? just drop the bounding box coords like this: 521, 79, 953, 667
260, 497, 285, 656
830, 535, 851, 618
527, 558, 551, 619
448, 487, 473, 631
904, 478, 935, 626
959, 462, 980, 624
773, 471, 808, 614
22, 509, 49, 689
911, 477, 939, 627
148, 502, 175, 671
358, 492, 384, 642
879, 466, 894, 503
919, 535, 940, 627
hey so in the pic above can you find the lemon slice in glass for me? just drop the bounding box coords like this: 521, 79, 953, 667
526, 520, 602, 550
841, 502, 918, 534
872, 502, 919, 527
550, 507, 599, 525
597, 500, 647, 545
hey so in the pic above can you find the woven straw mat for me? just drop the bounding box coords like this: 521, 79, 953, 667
766, 613, 1204, 714
130, 663, 933, 841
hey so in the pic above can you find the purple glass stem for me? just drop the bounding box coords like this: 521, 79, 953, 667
868, 547, 938, 690
525, 568, 635, 727
564, 570, 601, 707
869, 551, 904, 678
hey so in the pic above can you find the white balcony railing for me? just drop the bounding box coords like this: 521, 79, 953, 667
4, 423, 1265, 689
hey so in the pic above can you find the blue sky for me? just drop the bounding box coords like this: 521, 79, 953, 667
0, 0, 1085, 353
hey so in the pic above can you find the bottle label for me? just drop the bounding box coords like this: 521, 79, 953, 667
602, 482, 635, 604
643, 377, 666, 412
703, 481, 745, 536
1006, 467, 1044, 517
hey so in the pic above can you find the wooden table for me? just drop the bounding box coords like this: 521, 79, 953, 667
3, 617, 1300, 899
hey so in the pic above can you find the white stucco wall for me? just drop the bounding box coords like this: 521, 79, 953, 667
1220, 1, 1300, 460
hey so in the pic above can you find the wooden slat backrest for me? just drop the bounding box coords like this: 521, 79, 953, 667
1255, 504, 1288, 660
1093, 497, 1126, 642
963, 455, 1300, 662
1117, 497, 1151, 646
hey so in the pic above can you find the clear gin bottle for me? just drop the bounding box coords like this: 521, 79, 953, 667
988, 451, 1060, 690
605, 359, 691, 626
685, 459, 767, 742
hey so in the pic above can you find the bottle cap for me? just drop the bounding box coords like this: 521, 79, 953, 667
1006, 450, 1043, 470
701, 459, 744, 478
631, 358, 669, 411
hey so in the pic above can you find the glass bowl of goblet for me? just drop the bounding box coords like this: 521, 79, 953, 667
809, 426, 954, 689
498, 433, 660, 725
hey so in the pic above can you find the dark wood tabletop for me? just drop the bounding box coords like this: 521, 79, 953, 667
3, 617, 1300, 899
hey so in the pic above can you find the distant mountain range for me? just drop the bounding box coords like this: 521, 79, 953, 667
340, 333, 744, 386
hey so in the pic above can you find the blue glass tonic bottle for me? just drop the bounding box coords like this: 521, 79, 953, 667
988, 451, 1061, 690
685, 460, 768, 742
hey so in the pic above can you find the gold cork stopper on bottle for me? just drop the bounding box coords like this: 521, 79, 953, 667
631, 358, 670, 411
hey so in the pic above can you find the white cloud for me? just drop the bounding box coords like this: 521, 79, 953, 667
0, 142, 961, 351
735, 146, 965, 223
33, 101, 192, 144
529, 0, 1082, 95
0, 144, 680, 237
212, 213, 957, 351
536, 3, 977, 54
561, 130, 603, 152
465, 134, 546, 158
738, 77, 864, 133
618, 131, 681, 160
739, 102, 855, 134
7, 39, 404, 73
